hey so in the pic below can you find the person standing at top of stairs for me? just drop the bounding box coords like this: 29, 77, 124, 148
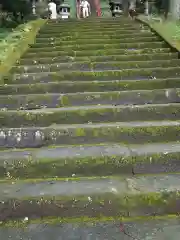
80, 0, 91, 18
48, 0, 57, 19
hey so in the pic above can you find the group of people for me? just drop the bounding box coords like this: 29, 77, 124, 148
47, 0, 91, 19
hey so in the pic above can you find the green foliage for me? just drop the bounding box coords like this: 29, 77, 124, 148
0, 19, 46, 81
0, 0, 32, 28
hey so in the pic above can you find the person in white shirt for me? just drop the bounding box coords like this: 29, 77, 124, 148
80, 0, 91, 18
48, 0, 57, 19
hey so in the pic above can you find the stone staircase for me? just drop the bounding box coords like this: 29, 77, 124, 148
0, 17, 180, 233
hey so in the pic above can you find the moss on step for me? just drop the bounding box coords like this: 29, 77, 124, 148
32, 36, 160, 47
22, 48, 170, 59
35, 32, 155, 42
37, 29, 150, 37
1, 214, 179, 228
2, 151, 180, 179
0, 19, 46, 82
27, 42, 166, 53
1, 87, 174, 110
18, 53, 178, 65
2, 104, 180, 127
39, 26, 148, 33
1, 124, 180, 147
8, 67, 180, 85
0, 191, 180, 221
0, 104, 180, 127
45, 22, 139, 27
44, 23, 144, 28
0, 78, 179, 95
59, 88, 179, 106
13, 59, 180, 74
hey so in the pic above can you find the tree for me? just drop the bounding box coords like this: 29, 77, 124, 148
1, 0, 32, 22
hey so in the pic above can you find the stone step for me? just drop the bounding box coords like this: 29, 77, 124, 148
44, 20, 147, 25
32, 36, 161, 47
1, 175, 180, 220
1, 174, 180, 199
44, 21, 147, 28
42, 25, 148, 32
39, 25, 149, 33
27, 42, 167, 53
0, 218, 179, 239
21, 48, 171, 59
36, 29, 152, 38
1, 88, 180, 110
1, 78, 180, 95
0, 142, 180, 178
45, 20, 141, 25
0, 121, 179, 148
0, 190, 180, 221
8, 67, 180, 84
45, 21, 140, 28
35, 32, 156, 42
47, 18, 132, 23
0, 104, 180, 127
18, 52, 178, 65
13, 59, 180, 74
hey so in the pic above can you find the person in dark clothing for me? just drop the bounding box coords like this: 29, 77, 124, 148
109, 0, 115, 17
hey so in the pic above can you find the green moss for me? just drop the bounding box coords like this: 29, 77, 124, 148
2, 151, 180, 179
75, 128, 86, 137
27, 42, 165, 53
0, 78, 179, 95
32, 36, 159, 48
38, 29, 140, 36
8, 67, 180, 85
0, 19, 46, 82
44, 88, 176, 107
36, 31, 154, 42
23, 47, 170, 59
0, 104, 180, 127
30, 124, 180, 145
60, 95, 69, 106
0, 93, 60, 109
18, 52, 177, 66
1, 214, 179, 228
39, 25, 147, 33
0, 191, 180, 221
12, 59, 180, 75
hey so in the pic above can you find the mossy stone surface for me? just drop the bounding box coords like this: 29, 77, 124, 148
12, 59, 180, 74
0, 191, 180, 220
1, 16, 180, 224
0, 78, 179, 95
1, 151, 180, 179
0, 104, 180, 127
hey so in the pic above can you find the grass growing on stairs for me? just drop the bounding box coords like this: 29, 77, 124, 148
1, 151, 180, 179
